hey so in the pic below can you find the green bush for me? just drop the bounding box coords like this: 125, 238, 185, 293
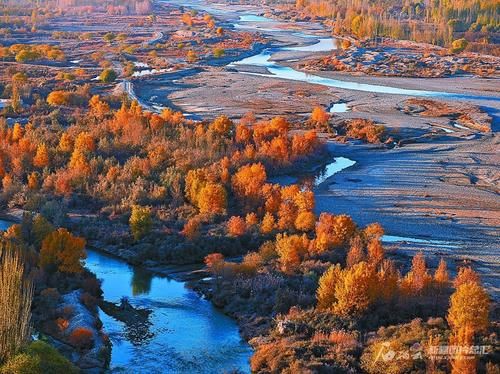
99, 69, 117, 83
0, 341, 78, 374
450, 38, 468, 54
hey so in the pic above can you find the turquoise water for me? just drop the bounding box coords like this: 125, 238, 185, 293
84, 249, 252, 373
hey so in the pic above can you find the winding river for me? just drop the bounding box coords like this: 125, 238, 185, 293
85, 250, 252, 373
227, 14, 499, 102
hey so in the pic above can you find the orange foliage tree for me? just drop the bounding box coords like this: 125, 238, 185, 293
33, 143, 50, 168
39, 228, 86, 273
227, 216, 246, 237
313, 213, 356, 253
310, 106, 329, 126
232, 163, 267, 206
198, 183, 227, 215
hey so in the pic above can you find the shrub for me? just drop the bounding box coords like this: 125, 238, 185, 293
1, 341, 78, 373
69, 327, 94, 349
450, 38, 468, 54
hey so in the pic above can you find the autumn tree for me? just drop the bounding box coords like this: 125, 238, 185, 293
245, 212, 259, 228
198, 183, 227, 215
454, 266, 480, 288
334, 261, 377, 317
367, 238, 384, 266
448, 282, 490, 334
294, 211, 316, 232
313, 213, 356, 253
27, 172, 39, 190
346, 236, 365, 268
0, 242, 33, 363
232, 163, 267, 206
181, 217, 201, 241
186, 50, 198, 63
205, 253, 225, 277
185, 168, 209, 206
33, 143, 50, 169
260, 212, 275, 234
89, 95, 110, 119
364, 222, 384, 240
316, 264, 342, 310
58, 133, 73, 153
39, 229, 86, 273
209, 115, 233, 136
434, 258, 449, 290
400, 252, 431, 296
447, 281, 490, 373
377, 259, 399, 302
129, 205, 152, 241
12, 123, 24, 142
227, 216, 246, 237
275, 233, 309, 272
310, 106, 329, 126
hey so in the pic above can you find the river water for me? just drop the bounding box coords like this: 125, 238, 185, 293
85, 250, 252, 373
0, 219, 251, 373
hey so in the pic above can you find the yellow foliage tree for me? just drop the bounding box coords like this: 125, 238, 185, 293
448, 282, 490, 334
129, 205, 152, 241
294, 211, 316, 232
33, 143, 50, 168
316, 264, 342, 310
40, 229, 86, 273
198, 183, 227, 215
334, 261, 377, 317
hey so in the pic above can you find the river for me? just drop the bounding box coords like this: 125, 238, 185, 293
0, 219, 252, 373
85, 250, 252, 373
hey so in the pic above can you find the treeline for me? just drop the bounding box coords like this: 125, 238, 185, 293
205, 218, 496, 372
0, 0, 153, 16
293, 0, 499, 47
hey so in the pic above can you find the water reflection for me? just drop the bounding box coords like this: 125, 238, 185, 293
131, 268, 153, 296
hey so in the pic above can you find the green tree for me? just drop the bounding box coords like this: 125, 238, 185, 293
103, 32, 116, 44
129, 205, 152, 241
99, 69, 117, 83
